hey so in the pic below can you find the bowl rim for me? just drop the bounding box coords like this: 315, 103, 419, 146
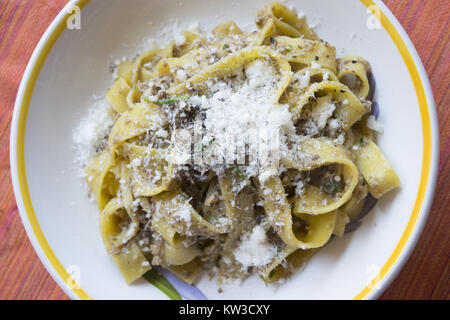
9, 0, 440, 300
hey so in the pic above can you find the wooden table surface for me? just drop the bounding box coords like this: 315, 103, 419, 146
0, 0, 448, 300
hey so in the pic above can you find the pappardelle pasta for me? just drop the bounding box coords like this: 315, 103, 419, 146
80, 2, 400, 285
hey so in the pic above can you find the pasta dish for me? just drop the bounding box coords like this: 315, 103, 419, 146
77, 2, 400, 285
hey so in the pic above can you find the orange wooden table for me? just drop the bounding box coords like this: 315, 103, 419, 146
0, 0, 448, 300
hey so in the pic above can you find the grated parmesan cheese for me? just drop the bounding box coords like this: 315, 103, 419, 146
366, 115, 384, 133
234, 225, 277, 268
186, 58, 295, 174
73, 97, 114, 169
311, 61, 321, 69
175, 69, 188, 82
293, 70, 310, 89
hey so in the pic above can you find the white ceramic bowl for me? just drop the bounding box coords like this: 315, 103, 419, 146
10, 0, 439, 300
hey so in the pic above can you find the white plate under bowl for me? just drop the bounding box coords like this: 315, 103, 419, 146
10, 0, 439, 300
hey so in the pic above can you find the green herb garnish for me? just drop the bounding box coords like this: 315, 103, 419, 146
223, 43, 230, 49
233, 165, 246, 180
200, 139, 217, 152
143, 94, 190, 105
322, 179, 343, 195
286, 44, 292, 52
360, 137, 365, 146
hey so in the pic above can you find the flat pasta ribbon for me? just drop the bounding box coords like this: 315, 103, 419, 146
284, 138, 360, 215
168, 46, 292, 103
255, 2, 318, 40
100, 197, 151, 283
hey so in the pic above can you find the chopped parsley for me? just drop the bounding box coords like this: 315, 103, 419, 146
200, 138, 217, 152
360, 137, 365, 146
322, 179, 343, 195
232, 165, 246, 180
